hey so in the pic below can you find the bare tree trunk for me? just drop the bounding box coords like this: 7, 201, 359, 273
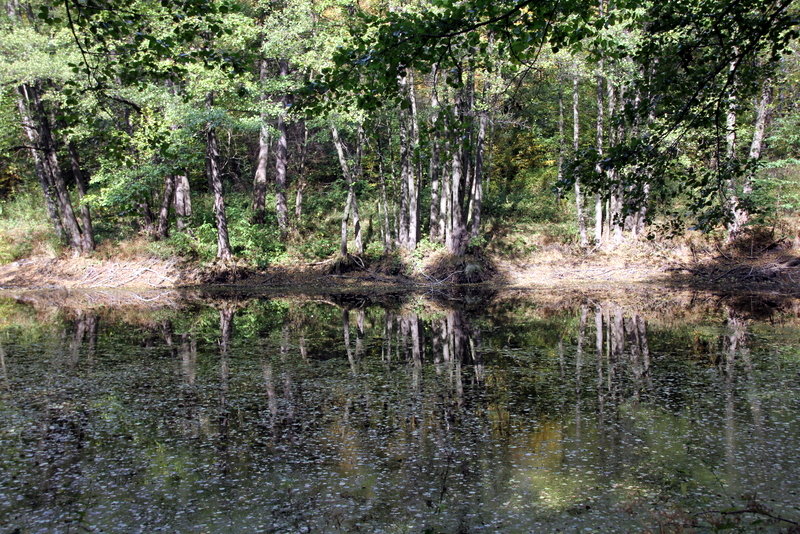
573, 72, 588, 246
206, 93, 233, 261
274, 59, 290, 238
16, 85, 63, 242
595, 63, 605, 244
557, 82, 565, 185
429, 65, 442, 243
156, 174, 176, 239
331, 124, 363, 256
407, 70, 420, 250
174, 174, 192, 231
294, 122, 309, 223
29, 84, 85, 253
67, 143, 94, 251
607, 84, 623, 244
469, 101, 486, 240
725, 54, 740, 239
442, 79, 471, 257
376, 127, 392, 251
733, 80, 773, 232
252, 60, 271, 224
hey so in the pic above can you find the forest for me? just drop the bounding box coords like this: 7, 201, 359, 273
0, 0, 798, 280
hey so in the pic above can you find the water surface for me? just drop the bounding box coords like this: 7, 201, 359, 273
1, 289, 799, 532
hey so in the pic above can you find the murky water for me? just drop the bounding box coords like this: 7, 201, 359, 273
1, 290, 799, 532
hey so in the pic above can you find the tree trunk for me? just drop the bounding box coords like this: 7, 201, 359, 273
607, 83, 623, 244
156, 174, 176, 239
252, 61, 271, 224
573, 72, 588, 246
733, 80, 773, 232
469, 100, 486, 240
174, 174, 192, 231
595, 64, 605, 244
206, 93, 233, 261
274, 59, 290, 238
397, 70, 420, 250
68, 143, 94, 251
429, 65, 442, 243
294, 122, 309, 223
407, 70, 420, 250
376, 127, 392, 251
445, 125, 467, 255
15, 85, 64, 242
725, 54, 740, 238
28, 83, 85, 253
331, 124, 362, 256
557, 83, 565, 185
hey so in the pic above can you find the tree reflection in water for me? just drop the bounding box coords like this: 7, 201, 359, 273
0, 291, 798, 532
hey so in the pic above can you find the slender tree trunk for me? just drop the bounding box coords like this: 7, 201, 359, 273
252, 61, 271, 224
470, 100, 486, 240
274, 59, 290, 238
725, 54, 740, 239
429, 65, 442, 243
407, 70, 420, 250
376, 127, 392, 251
557, 82, 565, 185
206, 93, 233, 261
573, 72, 588, 246
174, 174, 192, 231
294, 122, 309, 223
398, 76, 411, 249
446, 124, 467, 255
595, 64, 605, 244
607, 84, 624, 244
733, 80, 773, 232
331, 124, 362, 256
156, 174, 176, 239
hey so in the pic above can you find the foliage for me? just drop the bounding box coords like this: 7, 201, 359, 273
0, 183, 59, 263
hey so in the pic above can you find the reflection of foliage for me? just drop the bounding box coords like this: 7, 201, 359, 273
1, 295, 799, 531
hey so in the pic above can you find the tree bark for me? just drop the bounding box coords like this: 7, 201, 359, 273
252, 60, 271, 224
573, 71, 588, 246
594, 62, 605, 244
274, 59, 290, 238
407, 70, 420, 250
15, 85, 63, 242
174, 174, 192, 231
446, 129, 466, 255
331, 124, 363, 256
607, 83, 624, 244
725, 54, 740, 238
156, 174, 176, 239
294, 122, 309, 223
206, 93, 233, 261
68, 143, 94, 251
469, 99, 486, 240
557, 82, 565, 185
429, 65, 442, 243
28, 83, 85, 253
733, 80, 773, 233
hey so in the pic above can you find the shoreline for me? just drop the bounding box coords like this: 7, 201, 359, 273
1, 247, 799, 297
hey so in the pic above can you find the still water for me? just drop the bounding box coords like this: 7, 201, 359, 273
0, 289, 798, 532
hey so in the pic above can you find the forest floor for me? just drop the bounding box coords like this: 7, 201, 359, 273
1, 229, 799, 295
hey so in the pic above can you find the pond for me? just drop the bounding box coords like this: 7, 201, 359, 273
0, 288, 799, 532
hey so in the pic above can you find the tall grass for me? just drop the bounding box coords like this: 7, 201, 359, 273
0, 184, 59, 263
